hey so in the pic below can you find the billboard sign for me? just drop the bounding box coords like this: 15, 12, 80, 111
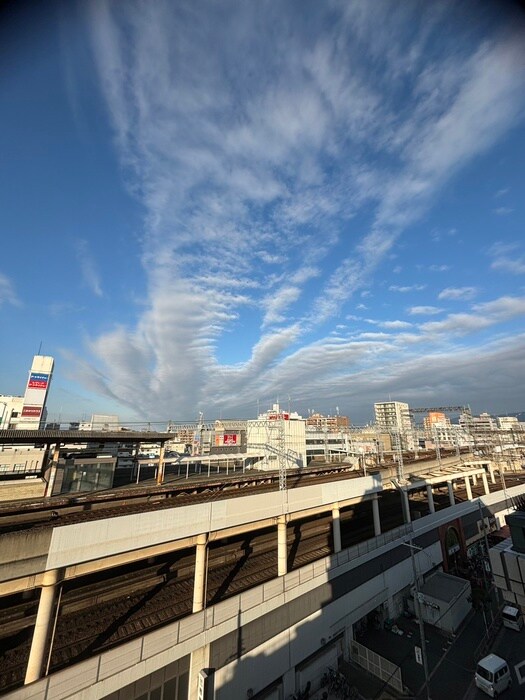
28, 373, 49, 390
214, 433, 238, 446
21, 406, 42, 417
269, 412, 289, 421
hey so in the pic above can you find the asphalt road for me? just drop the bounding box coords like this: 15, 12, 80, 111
463, 624, 525, 700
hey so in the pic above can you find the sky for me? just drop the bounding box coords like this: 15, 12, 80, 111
1, 0, 525, 426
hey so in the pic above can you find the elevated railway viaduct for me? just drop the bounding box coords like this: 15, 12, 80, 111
0, 452, 523, 699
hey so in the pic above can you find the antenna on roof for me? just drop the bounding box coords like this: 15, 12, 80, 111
37, 340, 43, 355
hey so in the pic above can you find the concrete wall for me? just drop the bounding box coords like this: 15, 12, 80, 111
0, 478, 45, 502
35, 473, 381, 572
3, 480, 523, 700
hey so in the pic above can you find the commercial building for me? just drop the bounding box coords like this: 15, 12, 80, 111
0, 395, 24, 430
15, 355, 54, 430
247, 403, 307, 470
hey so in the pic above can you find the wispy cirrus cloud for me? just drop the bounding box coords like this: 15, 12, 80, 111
408, 306, 443, 316
0, 272, 21, 308
75, 239, 103, 298
80, 0, 525, 419
489, 241, 525, 275
421, 295, 525, 336
389, 284, 426, 293
438, 286, 477, 301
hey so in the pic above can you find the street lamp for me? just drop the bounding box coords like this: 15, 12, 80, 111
402, 541, 432, 700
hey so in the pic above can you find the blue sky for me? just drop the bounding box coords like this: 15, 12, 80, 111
1, 0, 525, 425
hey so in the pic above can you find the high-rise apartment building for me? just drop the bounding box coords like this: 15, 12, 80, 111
374, 401, 411, 432
374, 401, 413, 450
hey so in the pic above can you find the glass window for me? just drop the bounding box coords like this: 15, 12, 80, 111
476, 665, 492, 682
150, 688, 161, 700
163, 679, 177, 699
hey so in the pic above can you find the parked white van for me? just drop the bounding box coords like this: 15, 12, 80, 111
475, 654, 512, 697
502, 604, 523, 631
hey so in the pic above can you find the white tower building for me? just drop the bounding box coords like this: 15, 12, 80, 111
16, 355, 54, 430
247, 403, 307, 471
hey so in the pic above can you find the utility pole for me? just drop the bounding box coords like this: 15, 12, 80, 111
403, 541, 432, 700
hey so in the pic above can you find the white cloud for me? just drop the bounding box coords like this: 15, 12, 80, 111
0, 272, 21, 308
81, 1, 525, 418
492, 206, 513, 216
421, 295, 525, 336
491, 258, 525, 275
408, 306, 443, 316
488, 240, 525, 275
75, 239, 103, 298
389, 284, 426, 293
429, 264, 450, 272
379, 320, 412, 330
438, 286, 477, 301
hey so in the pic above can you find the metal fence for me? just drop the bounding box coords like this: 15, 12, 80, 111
350, 639, 404, 693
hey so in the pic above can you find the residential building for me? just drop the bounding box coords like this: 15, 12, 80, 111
374, 400, 414, 450
305, 412, 350, 431
490, 507, 525, 613
423, 411, 450, 432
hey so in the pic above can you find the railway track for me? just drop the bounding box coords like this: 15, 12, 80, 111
0, 463, 360, 535
0, 449, 468, 535
0, 458, 510, 692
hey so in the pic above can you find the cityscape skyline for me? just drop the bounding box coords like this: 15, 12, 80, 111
1, 1, 525, 424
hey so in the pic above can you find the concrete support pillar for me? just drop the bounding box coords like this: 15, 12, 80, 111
44, 443, 61, 498
192, 534, 208, 613
156, 443, 166, 485
447, 480, 455, 507
25, 569, 62, 684
332, 502, 341, 553
189, 644, 212, 700
401, 489, 411, 524
372, 494, 381, 536
482, 471, 490, 496
472, 473, 477, 485
464, 476, 473, 501
277, 515, 287, 577
489, 466, 496, 484
426, 483, 435, 514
